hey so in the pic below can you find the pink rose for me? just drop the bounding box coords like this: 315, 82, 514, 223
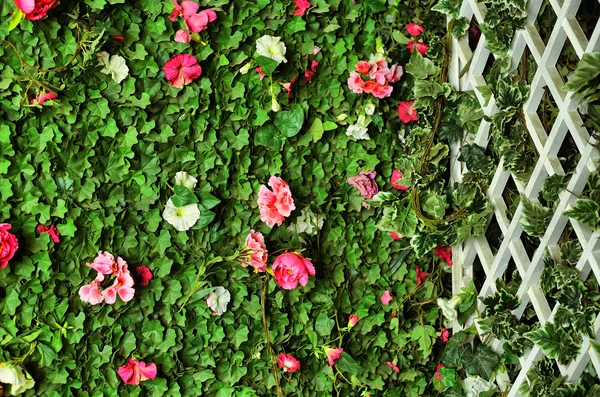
244, 230, 268, 272
347, 71, 365, 94
325, 347, 343, 366
257, 177, 295, 228
348, 314, 359, 328
272, 252, 315, 290
348, 171, 378, 201
118, 359, 157, 385
14, 0, 59, 20
381, 290, 393, 305
277, 353, 301, 372
0, 223, 18, 269
391, 169, 410, 190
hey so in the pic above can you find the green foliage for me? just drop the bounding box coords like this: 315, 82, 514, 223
519, 196, 552, 238
563, 52, 600, 103
525, 323, 580, 365
441, 331, 500, 383
564, 171, 600, 230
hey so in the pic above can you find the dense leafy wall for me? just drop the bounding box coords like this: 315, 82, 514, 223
0, 0, 465, 396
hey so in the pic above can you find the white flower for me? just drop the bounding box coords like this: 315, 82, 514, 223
174, 171, 198, 191
336, 113, 348, 122
463, 376, 495, 397
256, 35, 287, 64
437, 295, 462, 326
98, 52, 129, 84
364, 103, 376, 116
163, 198, 200, 231
0, 363, 35, 395
239, 62, 254, 74
207, 286, 231, 315
288, 208, 324, 235
271, 95, 281, 112
346, 124, 370, 140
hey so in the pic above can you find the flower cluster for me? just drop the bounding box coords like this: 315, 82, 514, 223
258, 176, 295, 227
435, 245, 453, 266
79, 251, 136, 305
347, 58, 402, 99
14, 0, 59, 20
169, 0, 217, 44
0, 223, 18, 270
242, 230, 268, 272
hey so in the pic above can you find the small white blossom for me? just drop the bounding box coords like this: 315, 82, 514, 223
364, 103, 376, 116
99, 52, 129, 84
0, 363, 35, 395
437, 295, 462, 326
239, 62, 254, 74
207, 286, 231, 315
256, 35, 287, 64
271, 95, 281, 112
336, 113, 348, 122
346, 125, 370, 140
174, 171, 198, 191
163, 198, 200, 231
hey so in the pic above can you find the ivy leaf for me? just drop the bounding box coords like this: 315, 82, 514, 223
364, 0, 387, 13
541, 174, 566, 203
171, 185, 199, 207
525, 323, 580, 365
410, 232, 438, 259
336, 352, 362, 376
560, 240, 582, 265
452, 16, 470, 38
573, 308, 595, 339
275, 106, 304, 138
406, 51, 437, 80
199, 192, 220, 210
519, 196, 551, 237
564, 199, 600, 229
255, 56, 279, 76
462, 344, 499, 380
410, 325, 437, 356
458, 144, 486, 170
431, 0, 461, 18
255, 124, 283, 150
563, 52, 600, 102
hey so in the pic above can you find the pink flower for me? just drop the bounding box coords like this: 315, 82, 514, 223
369, 60, 390, 85
255, 66, 266, 80
381, 290, 393, 305
347, 71, 365, 94
272, 252, 315, 290
118, 359, 157, 385
31, 91, 57, 105
435, 364, 444, 381
386, 64, 403, 83
385, 361, 400, 373
390, 232, 403, 240
169, 0, 198, 20
174, 29, 191, 44
391, 170, 409, 191
244, 230, 268, 272
415, 267, 428, 286
435, 246, 453, 266
0, 224, 19, 270
304, 60, 318, 82
135, 266, 153, 286
348, 314, 359, 328
356, 61, 371, 74
163, 54, 202, 89
277, 354, 301, 373
186, 9, 217, 32
371, 83, 393, 99
325, 347, 343, 366
407, 41, 429, 55
361, 80, 379, 94
348, 171, 378, 201
257, 176, 295, 227
87, 251, 115, 275
293, 0, 311, 16
102, 272, 135, 304
14, 0, 59, 20
406, 22, 424, 36
37, 224, 60, 243
312, 46, 321, 55
79, 278, 104, 305
283, 76, 297, 99
440, 328, 449, 343
398, 101, 418, 123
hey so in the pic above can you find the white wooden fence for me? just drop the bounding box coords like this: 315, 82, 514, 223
449, 0, 600, 393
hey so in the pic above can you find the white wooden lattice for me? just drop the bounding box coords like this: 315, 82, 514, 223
449, 0, 600, 393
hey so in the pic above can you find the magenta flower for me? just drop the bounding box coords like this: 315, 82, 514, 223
293, 0, 311, 16
348, 314, 359, 328
398, 101, 418, 123
406, 22, 424, 36
31, 91, 57, 105
391, 169, 410, 191
435, 246, 453, 266
118, 359, 157, 385
163, 54, 202, 89
325, 347, 343, 366
37, 224, 60, 243
381, 290, 393, 305
0, 224, 18, 270
407, 41, 429, 55
348, 171, 379, 205
272, 252, 315, 290
415, 267, 428, 286
305, 60, 319, 82
135, 266, 153, 286
14, 0, 59, 20
277, 354, 301, 373
390, 232, 403, 240
440, 328, 449, 343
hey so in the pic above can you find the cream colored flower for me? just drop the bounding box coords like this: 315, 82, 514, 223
0, 363, 35, 395
437, 295, 462, 326
239, 62, 254, 74
163, 198, 200, 231
206, 286, 231, 315
463, 376, 495, 397
346, 124, 370, 140
174, 171, 197, 191
99, 52, 129, 84
256, 35, 287, 64
364, 103, 376, 116
271, 95, 281, 112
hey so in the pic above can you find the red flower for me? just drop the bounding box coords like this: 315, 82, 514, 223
293, 0, 311, 16
277, 353, 301, 372
283, 76, 297, 99
37, 224, 60, 243
391, 169, 410, 191
398, 101, 418, 123
14, 0, 60, 20
407, 41, 429, 55
111, 35, 125, 41
118, 359, 157, 385
390, 232, 403, 240
440, 328, 449, 343
356, 61, 371, 74
0, 224, 18, 269
163, 54, 202, 89
304, 60, 318, 82
415, 267, 428, 286
435, 246, 453, 266
135, 266, 153, 286
385, 361, 400, 373
31, 91, 57, 105
435, 364, 444, 381
255, 66, 266, 81
406, 22, 424, 36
